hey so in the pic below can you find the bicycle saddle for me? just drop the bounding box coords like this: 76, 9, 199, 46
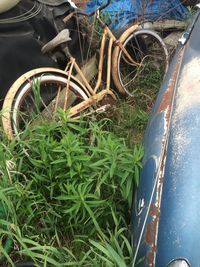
41, 29, 71, 54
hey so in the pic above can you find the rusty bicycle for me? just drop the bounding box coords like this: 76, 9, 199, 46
2, 0, 169, 139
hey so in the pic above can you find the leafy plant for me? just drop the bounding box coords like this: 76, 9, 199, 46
0, 117, 143, 266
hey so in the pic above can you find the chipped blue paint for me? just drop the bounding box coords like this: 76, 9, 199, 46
131, 7, 200, 267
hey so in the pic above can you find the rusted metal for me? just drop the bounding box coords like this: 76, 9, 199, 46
112, 27, 169, 96
111, 24, 139, 95
144, 48, 185, 267
64, 58, 75, 111
145, 162, 165, 267
146, 205, 159, 267
106, 37, 113, 91
72, 0, 89, 9
132, 6, 200, 266
94, 29, 107, 93
157, 47, 185, 122
69, 89, 116, 117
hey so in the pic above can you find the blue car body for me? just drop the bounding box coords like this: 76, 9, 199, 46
131, 7, 200, 267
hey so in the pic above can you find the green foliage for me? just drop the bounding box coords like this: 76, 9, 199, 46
0, 117, 143, 266
128, 63, 164, 111
106, 100, 148, 146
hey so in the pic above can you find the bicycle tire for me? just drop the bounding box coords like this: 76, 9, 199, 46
2, 67, 88, 139
112, 28, 169, 96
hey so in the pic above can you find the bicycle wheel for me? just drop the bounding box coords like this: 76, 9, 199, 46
112, 28, 169, 96
2, 67, 88, 139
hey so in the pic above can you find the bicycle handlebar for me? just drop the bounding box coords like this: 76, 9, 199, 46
75, 0, 111, 17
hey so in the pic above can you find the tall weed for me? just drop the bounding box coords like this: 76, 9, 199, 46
0, 117, 143, 266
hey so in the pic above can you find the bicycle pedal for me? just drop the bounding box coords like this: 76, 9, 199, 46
96, 104, 111, 113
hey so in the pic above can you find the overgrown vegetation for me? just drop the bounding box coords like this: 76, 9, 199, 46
0, 115, 144, 266
0, 49, 163, 266
0, 7, 167, 266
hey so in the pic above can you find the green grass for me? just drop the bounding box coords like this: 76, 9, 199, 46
108, 100, 149, 146
0, 116, 143, 266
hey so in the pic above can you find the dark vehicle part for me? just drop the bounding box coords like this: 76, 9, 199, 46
0, 0, 93, 108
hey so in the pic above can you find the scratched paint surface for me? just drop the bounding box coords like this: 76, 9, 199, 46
131, 10, 200, 267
